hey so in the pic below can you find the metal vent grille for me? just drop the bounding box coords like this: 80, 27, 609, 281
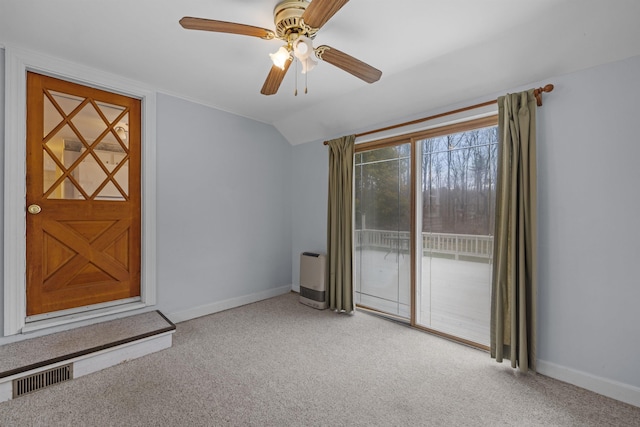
301, 286, 325, 302
13, 364, 73, 398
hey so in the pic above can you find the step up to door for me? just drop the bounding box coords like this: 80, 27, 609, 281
0, 310, 175, 402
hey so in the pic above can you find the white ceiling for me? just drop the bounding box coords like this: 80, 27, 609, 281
2, 0, 640, 145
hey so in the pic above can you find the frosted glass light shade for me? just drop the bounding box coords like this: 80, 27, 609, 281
293, 36, 313, 61
300, 57, 317, 74
270, 46, 290, 70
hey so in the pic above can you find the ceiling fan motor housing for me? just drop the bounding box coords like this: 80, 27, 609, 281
274, 0, 317, 40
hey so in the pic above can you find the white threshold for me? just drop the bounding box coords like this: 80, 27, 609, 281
22, 298, 145, 334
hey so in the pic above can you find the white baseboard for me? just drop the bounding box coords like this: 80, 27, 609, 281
168, 285, 292, 324
537, 359, 640, 408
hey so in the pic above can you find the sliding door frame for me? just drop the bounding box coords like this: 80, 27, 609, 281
355, 115, 497, 350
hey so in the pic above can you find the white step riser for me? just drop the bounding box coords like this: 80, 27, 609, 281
0, 331, 173, 402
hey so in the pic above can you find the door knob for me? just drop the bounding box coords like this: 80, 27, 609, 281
27, 204, 42, 215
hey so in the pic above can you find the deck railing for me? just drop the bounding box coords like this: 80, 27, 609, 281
355, 229, 493, 260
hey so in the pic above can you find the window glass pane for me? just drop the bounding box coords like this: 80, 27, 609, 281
43, 95, 64, 139
49, 91, 84, 116
96, 181, 125, 200
113, 160, 129, 198
355, 143, 411, 318
71, 102, 106, 143
42, 90, 129, 201
360, 144, 410, 164
43, 150, 64, 198
76, 151, 109, 197
95, 130, 126, 167
417, 126, 497, 346
47, 176, 85, 200
96, 100, 126, 127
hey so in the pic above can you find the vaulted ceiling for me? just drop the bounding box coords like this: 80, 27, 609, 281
2, 0, 640, 145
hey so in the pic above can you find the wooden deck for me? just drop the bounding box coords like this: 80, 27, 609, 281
355, 249, 491, 346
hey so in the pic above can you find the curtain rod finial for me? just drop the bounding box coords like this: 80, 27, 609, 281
534, 83, 554, 107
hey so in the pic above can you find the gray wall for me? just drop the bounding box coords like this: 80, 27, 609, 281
0, 48, 5, 335
291, 139, 328, 292
155, 94, 292, 315
535, 55, 640, 389
291, 54, 640, 397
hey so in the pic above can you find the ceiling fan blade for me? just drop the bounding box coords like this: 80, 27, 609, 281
261, 60, 292, 95
315, 45, 382, 84
301, 0, 350, 29
179, 17, 275, 40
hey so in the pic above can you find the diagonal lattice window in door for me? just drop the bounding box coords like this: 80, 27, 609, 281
42, 90, 130, 201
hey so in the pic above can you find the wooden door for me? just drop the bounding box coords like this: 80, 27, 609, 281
26, 72, 141, 316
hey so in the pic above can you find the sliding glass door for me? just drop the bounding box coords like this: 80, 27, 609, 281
416, 126, 497, 346
354, 144, 411, 318
354, 117, 497, 347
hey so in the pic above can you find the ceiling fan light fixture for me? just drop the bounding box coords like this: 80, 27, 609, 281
293, 36, 317, 73
300, 56, 317, 74
270, 45, 291, 70
293, 36, 313, 59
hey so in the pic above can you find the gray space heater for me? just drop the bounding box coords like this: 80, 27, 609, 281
299, 252, 327, 310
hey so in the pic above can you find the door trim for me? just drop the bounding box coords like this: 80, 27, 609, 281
3, 46, 157, 336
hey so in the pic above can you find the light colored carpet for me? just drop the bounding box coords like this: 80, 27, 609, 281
0, 292, 638, 426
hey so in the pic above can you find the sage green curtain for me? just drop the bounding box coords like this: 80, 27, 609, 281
326, 135, 356, 313
491, 90, 537, 372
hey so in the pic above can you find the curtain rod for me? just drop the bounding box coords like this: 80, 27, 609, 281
324, 84, 554, 144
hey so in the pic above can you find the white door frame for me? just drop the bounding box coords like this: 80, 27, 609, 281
3, 46, 157, 335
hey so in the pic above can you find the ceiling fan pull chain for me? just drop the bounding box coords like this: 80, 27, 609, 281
305, 71, 308, 94
294, 58, 298, 96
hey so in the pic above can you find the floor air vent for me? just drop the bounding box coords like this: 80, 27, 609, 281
13, 364, 73, 398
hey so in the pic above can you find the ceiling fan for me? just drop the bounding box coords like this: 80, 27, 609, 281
179, 0, 382, 95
